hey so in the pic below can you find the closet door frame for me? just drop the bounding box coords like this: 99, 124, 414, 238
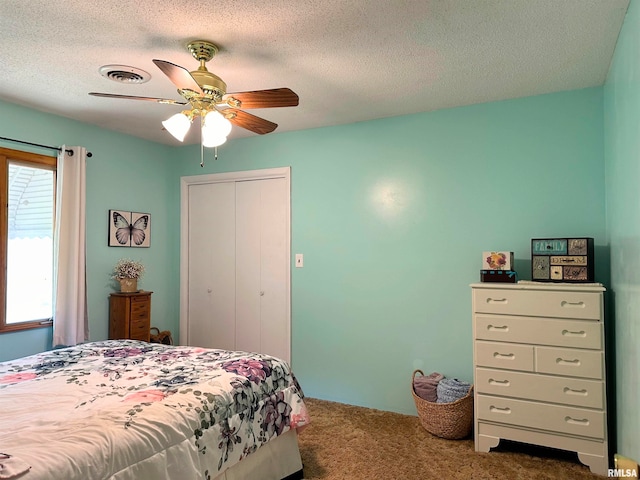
179, 167, 291, 361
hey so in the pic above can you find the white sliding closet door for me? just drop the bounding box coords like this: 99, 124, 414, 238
181, 168, 291, 363
257, 178, 288, 361
235, 181, 261, 353
236, 178, 288, 361
186, 182, 236, 350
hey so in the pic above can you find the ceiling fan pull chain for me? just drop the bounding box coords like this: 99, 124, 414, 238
214, 146, 218, 161
200, 125, 205, 167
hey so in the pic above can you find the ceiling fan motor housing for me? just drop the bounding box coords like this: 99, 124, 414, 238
190, 70, 227, 101
186, 41, 227, 101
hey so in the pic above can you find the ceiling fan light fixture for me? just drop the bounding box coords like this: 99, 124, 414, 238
162, 113, 191, 141
201, 126, 228, 148
204, 110, 233, 137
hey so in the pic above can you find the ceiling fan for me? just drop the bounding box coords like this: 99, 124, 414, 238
89, 40, 299, 149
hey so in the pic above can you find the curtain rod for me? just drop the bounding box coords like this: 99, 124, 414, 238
0, 136, 93, 157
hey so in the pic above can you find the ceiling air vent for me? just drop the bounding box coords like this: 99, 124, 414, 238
99, 65, 151, 84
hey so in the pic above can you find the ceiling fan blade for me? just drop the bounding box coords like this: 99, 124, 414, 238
152, 59, 203, 93
222, 88, 299, 109
89, 92, 187, 105
225, 109, 278, 135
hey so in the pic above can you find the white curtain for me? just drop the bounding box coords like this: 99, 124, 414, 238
52, 146, 88, 347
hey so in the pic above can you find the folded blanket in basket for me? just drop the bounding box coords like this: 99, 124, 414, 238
436, 378, 472, 403
413, 372, 443, 403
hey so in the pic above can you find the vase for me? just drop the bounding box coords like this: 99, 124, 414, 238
119, 278, 138, 293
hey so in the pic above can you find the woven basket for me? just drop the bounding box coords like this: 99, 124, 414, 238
149, 327, 173, 345
411, 369, 474, 439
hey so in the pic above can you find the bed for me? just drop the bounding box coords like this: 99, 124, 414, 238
0, 340, 310, 480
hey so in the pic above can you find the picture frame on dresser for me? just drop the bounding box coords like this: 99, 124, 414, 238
470, 282, 609, 476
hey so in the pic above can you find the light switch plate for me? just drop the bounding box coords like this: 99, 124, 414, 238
295, 254, 303, 268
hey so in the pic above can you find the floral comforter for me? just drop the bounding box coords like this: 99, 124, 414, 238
0, 340, 309, 480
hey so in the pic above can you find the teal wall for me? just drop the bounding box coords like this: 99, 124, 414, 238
604, 0, 640, 461
0, 100, 181, 361
176, 87, 606, 414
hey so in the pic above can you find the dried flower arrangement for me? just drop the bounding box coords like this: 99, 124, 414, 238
111, 258, 145, 280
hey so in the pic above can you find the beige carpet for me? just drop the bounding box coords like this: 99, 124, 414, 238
297, 398, 603, 480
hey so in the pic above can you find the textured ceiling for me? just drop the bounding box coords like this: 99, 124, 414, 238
0, 0, 630, 146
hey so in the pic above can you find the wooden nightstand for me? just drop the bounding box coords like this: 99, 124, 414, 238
109, 291, 153, 342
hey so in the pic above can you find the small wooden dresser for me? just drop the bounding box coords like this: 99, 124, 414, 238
109, 291, 153, 342
471, 282, 608, 476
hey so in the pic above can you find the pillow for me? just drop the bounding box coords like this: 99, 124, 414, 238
413, 372, 443, 403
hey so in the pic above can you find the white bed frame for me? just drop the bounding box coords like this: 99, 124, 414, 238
213, 430, 303, 480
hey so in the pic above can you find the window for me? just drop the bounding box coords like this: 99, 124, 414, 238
0, 147, 56, 333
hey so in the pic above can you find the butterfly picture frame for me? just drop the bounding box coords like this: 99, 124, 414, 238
108, 210, 151, 248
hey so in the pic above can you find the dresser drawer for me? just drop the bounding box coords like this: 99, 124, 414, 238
473, 288, 602, 320
131, 302, 149, 319
475, 367, 604, 409
131, 294, 149, 304
475, 315, 602, 349
536, 347, 603, 379
129, 318, 149, 338
129, 332, 150, 342
476, 394, 605, 439
475, 341, 534, 371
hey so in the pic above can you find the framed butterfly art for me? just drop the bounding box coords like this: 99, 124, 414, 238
108, 210, 151, 247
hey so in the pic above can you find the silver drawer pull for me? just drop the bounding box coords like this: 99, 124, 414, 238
488, 378, 510, 386
565, 416, 590, 426
486, 298, 508, 304
560, 300, 585, 309
488, 325, 509, 331
556, 357, 581, 365
490, 406, 511, 414
494, 352, 515, 359
563, 387, 588, 396
562, 329, 586, 337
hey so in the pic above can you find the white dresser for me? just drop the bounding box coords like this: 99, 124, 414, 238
471, 282, 608, 475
